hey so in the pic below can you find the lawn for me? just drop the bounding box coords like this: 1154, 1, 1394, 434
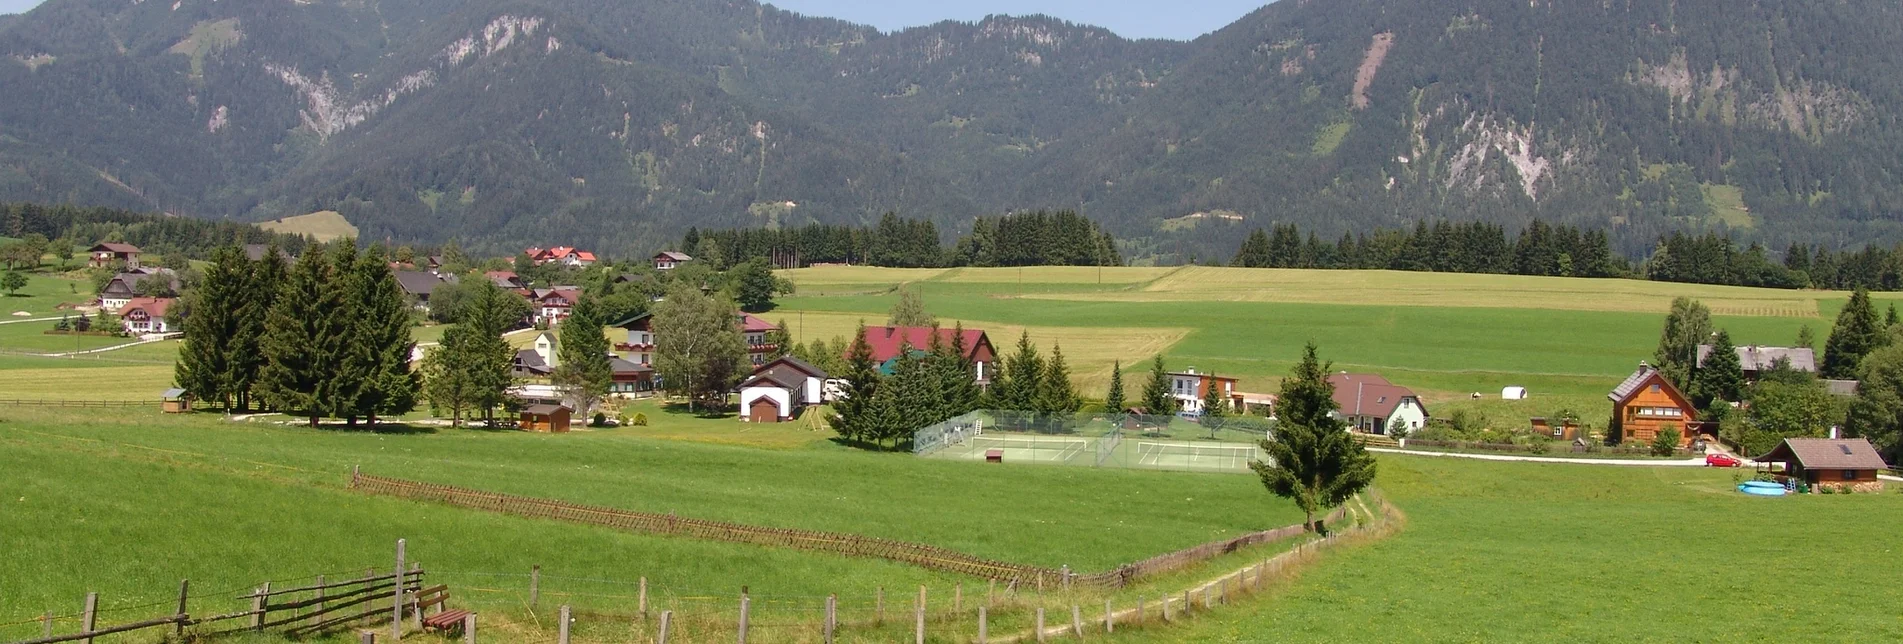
1106, 455, 1903, 642
0, 271, 94, 317
256, 210, 358, 242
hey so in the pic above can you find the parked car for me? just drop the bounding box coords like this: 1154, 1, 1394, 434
1705, 453, 1742, 468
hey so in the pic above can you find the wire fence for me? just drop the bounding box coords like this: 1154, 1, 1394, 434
914, 411, 1276, 474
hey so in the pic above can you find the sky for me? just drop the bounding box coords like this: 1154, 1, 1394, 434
0, 0, 1269, 40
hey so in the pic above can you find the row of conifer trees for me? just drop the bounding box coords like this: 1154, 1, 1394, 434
175, 241, 419, 425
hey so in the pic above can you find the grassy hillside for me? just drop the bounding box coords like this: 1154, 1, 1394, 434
257, 211, 358, 242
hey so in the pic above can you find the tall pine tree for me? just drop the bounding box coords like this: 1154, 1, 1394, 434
345, 246, 419, 425
1036, 342, 1079, 416
175, 245, 247, 409
831, 324, 880, 444
258, 243, 350, 426
1105, 360, 1126, 413
1251, 342, 1374, 532
555, 293, 613, 414
1689, 329, 1744, 414
1140, 354, 1176, 414
1824, 289, 1887, 379
998, 331, 1044, 411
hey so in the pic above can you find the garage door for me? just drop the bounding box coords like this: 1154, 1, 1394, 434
749, 398, 780, 423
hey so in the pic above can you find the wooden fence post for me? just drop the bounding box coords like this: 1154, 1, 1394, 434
252, 583, 268, 631
557, 604, 571, 644
876, 586, 884, 625
361, 631, 375, 644
954, 583, 962, 614
80, 593, 98, 644
657, 611, 672, 644
976, 606, 987, 644
1161, 595, 1171, 623
737, 592, 750, 644
176, 579, 190, 637
41, 611, 51, 639
638, 577, 648, 620
463, 613, 476, 644
1070, 605, 1082, 637
987, 580, 995, 607
1034, 607, 1046, 643
1182, 589, 1191, 615
312, 575, 326, 629
824, 594, 836, 644
1103, 599, 1113, 633
392, 538, 406, 642
914, 595, 925, 644
1136, 597, 1145, 625
529, 565, 541, 608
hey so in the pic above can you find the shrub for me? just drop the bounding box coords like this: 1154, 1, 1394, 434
1820, 484, 1836, 495
1651, 426, 1682, 457
631, 412, 649, 426
592, 412, 606, 427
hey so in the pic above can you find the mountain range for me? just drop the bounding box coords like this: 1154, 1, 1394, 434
2, 0, 1900, 258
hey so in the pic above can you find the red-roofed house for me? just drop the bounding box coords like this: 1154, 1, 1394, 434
1327, 373, 1428, 436
611, 312, 784, 367
486, 271, 527, 289
532, 288, 582, 326
117, 297, 177, 334
854, 326, 996, 385
88, 242, 141, 269
524, 247, 598, 267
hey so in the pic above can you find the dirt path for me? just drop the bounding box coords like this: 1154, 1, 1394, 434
1369, 447, 1709, 467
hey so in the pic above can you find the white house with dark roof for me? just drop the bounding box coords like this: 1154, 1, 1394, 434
652, 251, 693, 271
1327, 373, 1428, 436
737, 356, 829, 422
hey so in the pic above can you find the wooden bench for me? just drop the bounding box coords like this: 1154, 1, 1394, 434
985, 448, 1004, 463
413, 585, 472, 633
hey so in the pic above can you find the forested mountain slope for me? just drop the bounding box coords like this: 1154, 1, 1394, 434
1, 0, 1899, 256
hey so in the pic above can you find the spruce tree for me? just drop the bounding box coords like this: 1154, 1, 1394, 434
1105, 360, 1126, 413
831, 324, 880, 444
423, 323, 482, 427
1001, 331, 1044, 411
1251, 342, 1373, 532
1690, 330, 1744, 412
944, 323, 981, 415
461, 281, 526, 424
1036, 342, 1079, 416
175, 245, 246, 409
1140, 354, 1176, 415
234, 244, 285, 410
346, 247, 419, 425
554, 293, 613, 413
317, 242, 369, 424
1796, 325, 1815, 351
258, 244, 349, 426
1823, 288, 1887, 379
1201, 372, 1228, 431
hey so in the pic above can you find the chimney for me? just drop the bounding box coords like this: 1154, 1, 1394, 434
885, 327, 896, 338
1639, 360, 1649, 368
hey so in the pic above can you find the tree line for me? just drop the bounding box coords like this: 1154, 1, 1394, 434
1232, 220, 1623, 278
3, 202, 314, 261
176, 241, 416, 425
684, 210, 1120, 270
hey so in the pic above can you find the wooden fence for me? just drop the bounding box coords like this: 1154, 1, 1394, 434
350, 470, 1330, 589
0, 399, 148, 408
5, 566, 425, 644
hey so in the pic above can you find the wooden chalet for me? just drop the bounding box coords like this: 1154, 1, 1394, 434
652, 251, 693, 271
1607, 363, 1702, 447
88, 242, 141, 268
1755, 438, 1889, 493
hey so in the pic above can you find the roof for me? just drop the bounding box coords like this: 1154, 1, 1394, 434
522, 403, 567, 416
394, 271, 446, 296
535, 288, 581, 304
609, 357, 652, 375
654, 251, 693, 261
1759, 438, 1889, 470
1327, 373, 1420, 420
514, 349, 548, 369
243, 244, 293, 262
1696, 345, 1816, 373
1608, 366, 1666, 402
614, 273, 650, 283
857, 326, 991, 362
117, 297, 174, 318
485, 271, 523, 287
1825, 379, 1860, 397
759, 355, 828, 379
740, 370, 805, 391
740, 356, 829, 391
89, 242, 140, 253
1168, 370, 1237, 382
739, 313, 777, 333
610, 312, 652, 329
161, 388, 188, 399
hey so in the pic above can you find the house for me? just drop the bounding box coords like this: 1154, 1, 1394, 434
161, 388, 192, 413
1825, 379, 1860, 397
486, 271, 527, 290
1695, 344, 1816, 380
98, 268, 178, 311
519, 404, 571, 433
87, 242, 141, 268
242, 244, 295, 263
526, 246, 597, 267
612, 312, 783, 367
1328, 373, 1429, 436
1607, 363, 1702, 447
737, 356, 831, 422
395, 271, 456, 311
530, 288, 582, 326
1530, 417, 1582, 442
512, 331, 558, 378
1755, 438, 1889, 493
855, 326, 996, 385
652, 251, 693, 271
610, 356, 654, 394
1168, 369, 1241, 415
116, 297, 177, 334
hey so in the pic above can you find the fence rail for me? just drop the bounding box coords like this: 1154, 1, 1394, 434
0, 399, 149, 408
350, 470, 1324, 589
4, 568, 426, 644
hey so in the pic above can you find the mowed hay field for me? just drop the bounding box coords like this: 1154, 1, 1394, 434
1106, 456, 1903, 642
256, 210, 358, 242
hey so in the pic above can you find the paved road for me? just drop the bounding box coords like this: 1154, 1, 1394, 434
1369, 447, 1711, 467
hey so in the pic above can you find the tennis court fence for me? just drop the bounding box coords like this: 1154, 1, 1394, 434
912, 411, 1277, 474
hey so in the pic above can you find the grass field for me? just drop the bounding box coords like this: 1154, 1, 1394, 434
258, 211, 358, 242
1105, 455, 1903, 642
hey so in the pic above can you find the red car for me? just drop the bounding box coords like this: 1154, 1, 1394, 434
1706, 453, 1743, 468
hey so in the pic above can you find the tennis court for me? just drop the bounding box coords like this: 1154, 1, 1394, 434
1132, 440, 1263, 473
913, 411, 1274, 474
937, 434, 1092, 464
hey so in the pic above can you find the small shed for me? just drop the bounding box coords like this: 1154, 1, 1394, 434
520, 404, 571, 433
160, 388, 191, 413
1530, 417, 1579, 441
1502, 386, 1528, 400
1755, 438, 1888, 493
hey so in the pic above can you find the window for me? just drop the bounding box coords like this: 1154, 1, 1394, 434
1843, 470, 1857, 481
1649, 384, 1661, 393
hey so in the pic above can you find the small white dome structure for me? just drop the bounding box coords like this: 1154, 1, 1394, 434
1502, 386, 1528, 401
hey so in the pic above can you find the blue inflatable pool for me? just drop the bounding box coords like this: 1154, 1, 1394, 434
1739, 483, 1788, 496
1741, 480, 1784, 489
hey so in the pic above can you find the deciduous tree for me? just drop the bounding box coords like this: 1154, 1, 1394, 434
1654, 297, 1712, 391
653, 284, 746, 411
887, 287, 936, 328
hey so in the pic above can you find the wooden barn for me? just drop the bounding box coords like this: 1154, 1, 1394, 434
160, 388, 191, 413
519, 404, 571, 433
1755, 438, 1889, 493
